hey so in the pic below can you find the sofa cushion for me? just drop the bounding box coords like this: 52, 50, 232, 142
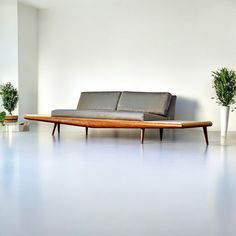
52, 109, 80, 117
117, 92, 172, 116
77, 92, 121, 110
51, 109, 167, 121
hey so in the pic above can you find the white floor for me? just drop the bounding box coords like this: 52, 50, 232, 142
1, 124, 236, 236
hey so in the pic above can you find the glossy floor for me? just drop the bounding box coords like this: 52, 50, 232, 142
1, 125, 236, 236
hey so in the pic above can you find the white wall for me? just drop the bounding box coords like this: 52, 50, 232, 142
18, 2, 38, 119
0, 0, 18, 110
38, 0, 236, 130
0, 0, 38, 118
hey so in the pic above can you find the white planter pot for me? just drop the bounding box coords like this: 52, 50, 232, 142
220, 106, 230, 137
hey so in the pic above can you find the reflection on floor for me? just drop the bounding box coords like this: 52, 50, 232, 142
1, 124, 236, 236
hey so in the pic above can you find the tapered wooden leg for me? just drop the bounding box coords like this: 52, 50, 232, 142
203, 127, 209, 145
141, 128, 145, 144
52, 123, 58, 136
57, 124, 60, 134
85, 127, 88, 137
160, 128, 163, 141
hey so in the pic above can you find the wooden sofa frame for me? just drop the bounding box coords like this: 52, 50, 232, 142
24, 115, 213, 145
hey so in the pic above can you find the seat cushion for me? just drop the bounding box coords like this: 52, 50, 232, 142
117, 92, 172, 116
51, 109, 167, 121
77, 92, 121, 110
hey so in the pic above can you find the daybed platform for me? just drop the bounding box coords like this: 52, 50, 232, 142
24, 115, 213, 145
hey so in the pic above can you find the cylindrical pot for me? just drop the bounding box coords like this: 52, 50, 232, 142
4, 115, 18, 123
220, 106, 230, 137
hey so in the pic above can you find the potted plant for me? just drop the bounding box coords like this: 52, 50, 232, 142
0, 82, 19, 123
212, 68, 236, 137
0, 111, 6, 126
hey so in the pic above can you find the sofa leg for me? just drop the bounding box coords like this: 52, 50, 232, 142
141, 128, 145, 144
58, 123, 60, 134
160, 128, 163, 141
85, 127, 88, 137
203, 127, 209, 145
52, 123, 58, 136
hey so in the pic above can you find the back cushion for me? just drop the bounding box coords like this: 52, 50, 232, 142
77, 92, 121, 110
117, 92, 172, 116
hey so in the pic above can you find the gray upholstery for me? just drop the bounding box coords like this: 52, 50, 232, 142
167, 95, 177, 120
77, 92, 121, 110
52, 91, 176, 121
52, 109, 167, 121
117, 92, 172, 116
52, 109, 80, 117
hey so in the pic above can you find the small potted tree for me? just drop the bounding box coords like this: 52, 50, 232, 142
212, 68, 236, 137
0, 82, 19, 123
0, 111, 6, 126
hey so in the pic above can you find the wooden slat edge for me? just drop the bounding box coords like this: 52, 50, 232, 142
24, 115, 213, 129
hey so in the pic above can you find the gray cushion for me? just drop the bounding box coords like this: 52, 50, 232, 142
117, 92, 172, 116
52, 109, 79, 117
51, 109, 167, 121
77, 92, 121, 110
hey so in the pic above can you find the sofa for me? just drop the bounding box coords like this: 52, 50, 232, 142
24, 92, 213, 144
51, 91, 177, 121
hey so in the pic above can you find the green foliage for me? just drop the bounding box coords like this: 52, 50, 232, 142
0, 111, 6, 126
212, 68, 236, 107
0, 82, 19, 115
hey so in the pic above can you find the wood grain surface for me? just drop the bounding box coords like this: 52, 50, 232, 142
24, 115, 213, 129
